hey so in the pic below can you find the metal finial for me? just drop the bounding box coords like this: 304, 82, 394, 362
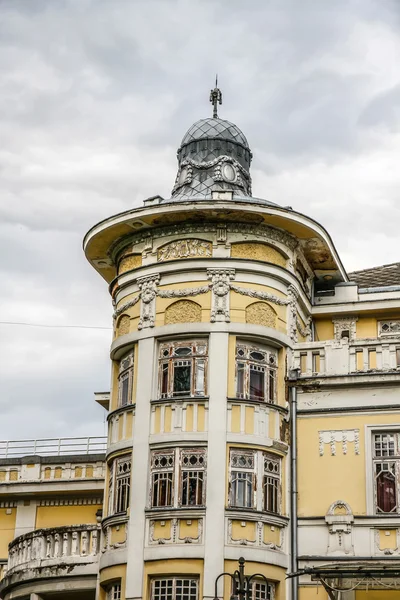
209, 75, 222, 118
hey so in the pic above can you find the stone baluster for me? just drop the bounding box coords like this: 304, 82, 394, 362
81, 530, 88, 556
71, 530, 79, 556
46, 535, 52, 559
54, 533, 60, 558
91, 529, 98, 555
62, 532, 69, 557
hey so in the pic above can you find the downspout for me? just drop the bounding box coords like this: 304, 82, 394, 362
289, 373, 299, 600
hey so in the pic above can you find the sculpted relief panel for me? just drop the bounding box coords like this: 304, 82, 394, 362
231, 242, 287, 268
246, 302, 277, 328
157, 239, 212, 262
118, 254, 142, 275
165, 300, 202, 325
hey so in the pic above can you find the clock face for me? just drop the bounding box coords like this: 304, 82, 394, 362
222, 163, 236, 182
179, 167, 188, 184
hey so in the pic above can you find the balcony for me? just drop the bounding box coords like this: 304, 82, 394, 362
293, 338, 400, 379
0, 525, 100, 598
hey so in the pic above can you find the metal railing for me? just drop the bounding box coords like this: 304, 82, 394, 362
0, 436, 107, 458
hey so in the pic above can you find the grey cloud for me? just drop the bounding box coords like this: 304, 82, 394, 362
1, 0, 400, 439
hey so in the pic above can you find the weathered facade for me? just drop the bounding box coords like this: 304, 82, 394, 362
2, 89, 400, 600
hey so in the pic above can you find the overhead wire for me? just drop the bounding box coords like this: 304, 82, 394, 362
0, 321, 112, 330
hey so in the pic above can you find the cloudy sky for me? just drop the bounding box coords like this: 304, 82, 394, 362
0, 0, 399, 440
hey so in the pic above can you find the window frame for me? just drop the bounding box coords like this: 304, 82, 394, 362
149, 447, 207, 509
107, 583, 121, 600
158, 341, 208, 399
108, 455, 131, 516
151, 577, 199, 600
228, 448, 281, 514
118, 350, 134, 408
372, 431, 400, 514
235, 342, 277, 403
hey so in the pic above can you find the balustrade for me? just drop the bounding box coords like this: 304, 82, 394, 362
293, 338, 400, 377
7, 525, 101, 572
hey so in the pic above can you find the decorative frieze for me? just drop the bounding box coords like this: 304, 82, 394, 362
148, 517, 203, 545
38, 497, 102, 506
208, 268, 235, 322
158, 285, 210, 299
157, 239, 212, 262
318, 430, 360, 456
226, 518, 283, 551
230, 284, 290, 307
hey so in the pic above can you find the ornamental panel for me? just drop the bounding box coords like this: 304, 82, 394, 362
231, 242, 287, 267
157, 239, 212, 262
118, 254, 142, 274
245, 302, 277, 328
164, 300, 202, 325
117, 314, 130, 336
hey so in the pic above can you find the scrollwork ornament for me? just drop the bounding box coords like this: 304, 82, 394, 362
229, 284, 290, 306
208, 268, 235, 322
158, 285, 210, 299
138, 274, 160, 330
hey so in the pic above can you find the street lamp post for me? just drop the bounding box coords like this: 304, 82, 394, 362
213, 557, 270, 600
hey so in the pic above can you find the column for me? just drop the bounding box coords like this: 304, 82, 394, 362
125, 337, 155, 600
203, 332, 229, 599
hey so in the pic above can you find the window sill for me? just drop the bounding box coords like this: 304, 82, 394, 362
151, 396, 210, 405
145, 506, 206, 515
225, 506, 289, 523
102, 512, 129, 528
227, 397, 288, 414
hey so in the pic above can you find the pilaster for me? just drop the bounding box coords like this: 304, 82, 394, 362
203, 332, 229, 599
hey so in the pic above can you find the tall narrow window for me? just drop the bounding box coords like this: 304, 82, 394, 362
180, 449, 206, 506
263, 454, 281, 514
250, 581, 275, 600
108, 456, 131, 515
151, 450, 174, 507
235, 343, 277, 403
151, 578, 198, 600
373, 432, 400, 513
115, 457, 131, 513
229, 450, 255, 509
118, 351, 134, 407
159, 341, 208, 398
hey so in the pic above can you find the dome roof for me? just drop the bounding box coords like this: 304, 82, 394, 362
181, 118, 249, 149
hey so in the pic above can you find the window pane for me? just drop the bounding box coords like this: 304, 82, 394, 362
231, 473, 253, 508
376, 469, 397, 512
195, 360, 205, 395
236, 362, 245, 398
268, 371, 275, 403
264, 476, 279, 513
173, 363, 191, 395
120, 376, 129, 406
182, 471, 203, 506
250, 367, 265, 399
161, 363, 168, 396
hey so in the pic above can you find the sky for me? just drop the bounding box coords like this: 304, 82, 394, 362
0, 0, 399, 439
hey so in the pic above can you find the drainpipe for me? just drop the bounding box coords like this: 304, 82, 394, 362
289, 371, 299, 600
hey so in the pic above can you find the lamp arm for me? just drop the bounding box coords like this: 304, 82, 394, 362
247, 573, 271, 587
214, 572, 235, 600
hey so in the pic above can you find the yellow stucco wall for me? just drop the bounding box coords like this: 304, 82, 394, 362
314, 319, 334, 341
0, 508, 16, 557
155, 283, 211, 327
35, 504, 101, 528
297, 412, 400, 516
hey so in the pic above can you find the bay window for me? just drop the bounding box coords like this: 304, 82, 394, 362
159, 341, 208, 398
229, 449, 281, 514
108, 455, 131, 515
150, 447, 206, 508
235, 343, 277, 403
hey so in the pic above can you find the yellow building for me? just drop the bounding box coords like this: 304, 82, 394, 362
1, 87, 400, 600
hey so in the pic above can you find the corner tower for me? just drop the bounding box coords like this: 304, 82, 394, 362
84, 87, 346, 600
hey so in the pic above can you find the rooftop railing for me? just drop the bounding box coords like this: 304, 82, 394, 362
0, 436, 107, 459
293, 337, 400, 378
